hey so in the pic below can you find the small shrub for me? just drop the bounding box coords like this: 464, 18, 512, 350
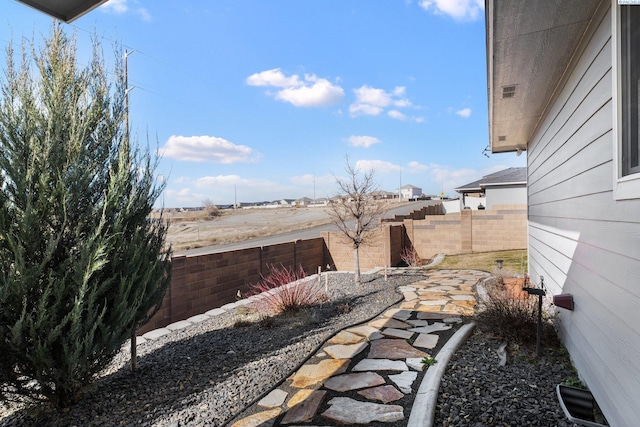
564, 375, 585, 388
401, 246, 422, 267
202, 198, 221, 218
337, 302, 352, 314
421, 356, 437, 369
475, 284, 557, 346
249, 264, 325, 314
233, 319, 253, 328
256, 315, 275, 329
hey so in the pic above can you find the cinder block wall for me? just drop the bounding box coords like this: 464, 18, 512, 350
470, 205, 527, 252
139, 206, 527, 334
139, 237, 325, 334
322, 224, 405, 271
406, 205, 527, 259
407, 214, 464, 259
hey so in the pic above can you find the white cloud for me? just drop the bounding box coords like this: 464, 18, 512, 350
289, 174, 334, 186
350, 85, 414, 120
346, 135, 382, 148
101, 0, 151, 21
424, 164, 507, 195
408, 161, 429, 173
388, 110, 407, 120
419, 0, 484, 21
456, 108, 472, 118
349, 103, 384, 116
159, 135, 257, 164
247, 69, 344, 107
355, 159, 400, 174
165, 187, 207, 205
246, 69, 302, 88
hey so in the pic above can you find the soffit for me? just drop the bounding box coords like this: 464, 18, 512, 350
16, 0, 109, 22
486, 0, 602, 153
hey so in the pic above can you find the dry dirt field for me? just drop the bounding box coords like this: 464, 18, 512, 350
161, 207, 335, 252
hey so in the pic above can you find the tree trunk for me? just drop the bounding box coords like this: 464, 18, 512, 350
131, 326, 137, 371
354, 246, 361, 285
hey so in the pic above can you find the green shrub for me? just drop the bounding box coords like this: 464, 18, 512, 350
0, 25, 171, 408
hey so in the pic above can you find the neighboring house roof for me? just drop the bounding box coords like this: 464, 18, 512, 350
455, 167, 526, 193
485, 0, 601, 153
400, 184, 421, 190
17, 0, 109, 23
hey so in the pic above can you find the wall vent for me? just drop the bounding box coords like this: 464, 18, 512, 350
498, 136, 507, 142
502, 85, 517, 98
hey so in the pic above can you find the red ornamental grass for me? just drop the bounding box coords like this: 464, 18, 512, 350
249, 264, 325, 314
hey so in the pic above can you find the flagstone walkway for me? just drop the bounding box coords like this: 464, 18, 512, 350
230, 269, 490, 426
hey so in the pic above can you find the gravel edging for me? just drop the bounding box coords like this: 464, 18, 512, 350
0, 272, 422, 427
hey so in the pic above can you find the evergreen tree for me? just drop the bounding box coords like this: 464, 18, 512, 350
0, 25, 171, 408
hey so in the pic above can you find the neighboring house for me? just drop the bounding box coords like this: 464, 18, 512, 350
372, 190, 398, 200
486, 1, 639, 425
293, 197, 313, 206
400, 184, 422, 200
455, 167, 527, 210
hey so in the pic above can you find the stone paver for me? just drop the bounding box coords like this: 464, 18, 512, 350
327, 330, 365, 345
281, 390, 326, 424
258, 389, 288, 408
368, 318, 410, 329
323, 342, 368, 359
346, 325, 383, 340
352, 358, 408, 372
408, 322, 452, 334
389, 371, 418, 393
287, 389, 315, 408
324, 372, 385, 392
357, 385, 405, 403
381, 328, 414, 339
230, 269, 490, 426
368, 339, 429, 359
289, 359, 349, 388
321, 397, 404, 424
406, 357, 427, 371
413, 333, 439, 349
231, 408, 281, 427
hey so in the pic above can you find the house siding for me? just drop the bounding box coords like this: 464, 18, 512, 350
527, 3, 640, 426
485, 185, 527, 209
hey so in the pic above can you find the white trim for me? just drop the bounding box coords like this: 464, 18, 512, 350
612, 0, 640, 200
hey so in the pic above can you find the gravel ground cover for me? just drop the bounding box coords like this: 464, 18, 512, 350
1, 270, 577, 427
0, 272, 416, 427
434, 332, 576, 426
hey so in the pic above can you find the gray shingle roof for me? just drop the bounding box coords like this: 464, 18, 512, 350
455, 167, 526, 193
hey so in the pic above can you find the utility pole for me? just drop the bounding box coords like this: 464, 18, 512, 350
124, 50, 135, 144
399, 165, 403, 202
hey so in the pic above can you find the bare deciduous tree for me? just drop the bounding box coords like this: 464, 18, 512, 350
328, 157, 385, 285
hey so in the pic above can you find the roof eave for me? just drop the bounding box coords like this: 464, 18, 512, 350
16, 0, 109, 23
485, 0, 602, 154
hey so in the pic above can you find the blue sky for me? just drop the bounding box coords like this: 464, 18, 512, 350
1, 0, 525, 207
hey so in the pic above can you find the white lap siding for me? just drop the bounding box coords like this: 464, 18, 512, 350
527, 4, 640, 426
